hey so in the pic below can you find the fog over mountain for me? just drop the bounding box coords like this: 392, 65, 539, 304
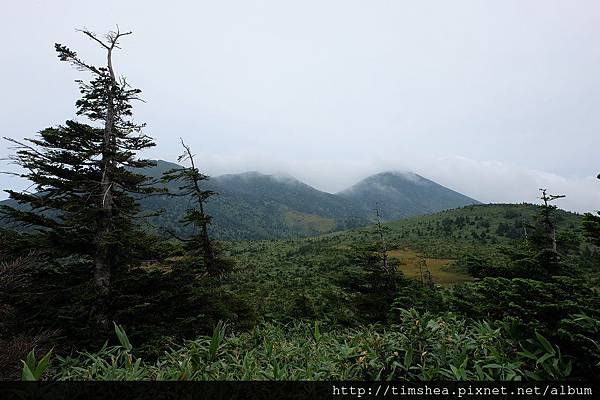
338, 171, 479, 221
0, 160, 480, 239
132, 161, 481, 239
1, 1, 599, 212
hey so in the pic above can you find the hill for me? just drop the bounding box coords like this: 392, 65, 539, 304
338, 171, 480, 221
142, 161, 479, 239
226, 203, 585, 322
143, 165, 368, 240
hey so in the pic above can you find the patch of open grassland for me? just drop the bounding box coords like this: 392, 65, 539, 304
388, 248, 473, 285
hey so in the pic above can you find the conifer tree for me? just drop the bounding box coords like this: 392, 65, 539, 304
538, 188, 565, 253
582, 174, 600, 247
374, 206, 391, 274
1, 28, 158, 327
342, 208, 403, 322
510, 188, 566, 278
162, 139, 226, 276
2, 122, 105, 251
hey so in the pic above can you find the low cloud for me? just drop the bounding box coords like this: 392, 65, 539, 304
156, 150, 600, 214
2, 149, 597, 213
419, 156, 599, 213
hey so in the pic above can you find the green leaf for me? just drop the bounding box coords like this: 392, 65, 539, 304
113, 322, 132, 351
517, 350, 537, 360
312, 321, 321, 343
536, 352, 554, 365
403, 348, 413, 370
449, 365, 462, 380
25, 350, 36, 370
483, 363, 502, 369
21, 362, 36, 381
474, 363, 485, 380
33, 349, 53, 379
209, 321, 226, 361
535, 332, 555, 355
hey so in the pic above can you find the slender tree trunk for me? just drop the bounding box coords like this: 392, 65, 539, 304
184, 144, 217, 274
94, 47, 116, 327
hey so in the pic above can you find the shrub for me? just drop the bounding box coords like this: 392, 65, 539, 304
52, 310, 569, 381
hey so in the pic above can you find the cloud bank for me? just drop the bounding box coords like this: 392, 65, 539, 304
152, 149, 599, 214
1, 1, 599, 215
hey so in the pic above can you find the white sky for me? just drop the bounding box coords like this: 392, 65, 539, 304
1, 0, 599, 212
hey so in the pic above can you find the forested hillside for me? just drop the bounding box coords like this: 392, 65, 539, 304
1, 160, 479, 240
140, 161, 368, 239
143, 162, 479, 239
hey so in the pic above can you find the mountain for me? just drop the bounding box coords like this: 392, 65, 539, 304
143, 161, 367, 240
1, 161, 479, 240
338, 171, 480, 221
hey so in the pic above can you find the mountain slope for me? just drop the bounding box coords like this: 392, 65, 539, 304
338, 171, 479, 221
142, 161, 367, 240
1, 161, 480, 239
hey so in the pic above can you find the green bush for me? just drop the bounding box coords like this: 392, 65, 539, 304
52, 310, 569, 381
448, 276, 600, 378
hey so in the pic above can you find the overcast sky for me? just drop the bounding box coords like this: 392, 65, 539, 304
1, 0, 599, 212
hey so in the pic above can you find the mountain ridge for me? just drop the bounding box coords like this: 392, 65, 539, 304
1, 160, 480, 239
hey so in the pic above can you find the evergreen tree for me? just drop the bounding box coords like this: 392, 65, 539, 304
2, 122, 105, 253
341, 209, 403, 322
516, 188, 566, 278
162, 139, 229, 276
582, 174, 600, 247
1, 28, 158, 327
536, 188, 565, 253
374, 206, 391, 274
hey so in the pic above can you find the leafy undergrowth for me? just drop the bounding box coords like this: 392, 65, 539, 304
52, 309, 570, 381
